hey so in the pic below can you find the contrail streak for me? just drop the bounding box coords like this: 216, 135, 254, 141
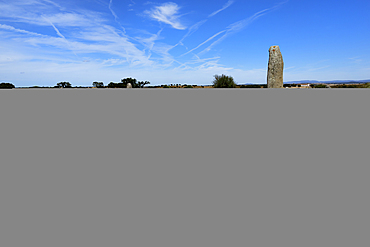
198, 0, 289, 55
42, 16, 78, 57
209, 0, 234, 17
109, 0, 126, 33
180, 30, 226, 57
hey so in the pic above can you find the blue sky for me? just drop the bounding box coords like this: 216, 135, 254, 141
0, 0, 369, 86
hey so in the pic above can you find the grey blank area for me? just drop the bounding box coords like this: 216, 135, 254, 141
1, 89, 369, 247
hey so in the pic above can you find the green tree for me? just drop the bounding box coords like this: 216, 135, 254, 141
212, 74, 237, 88
137, 81, 150, 88
93, 82, 104, 88
107, 82, 119, 88
121, 78, 137, 88
108, 82, 126, 88
56, 82, 72, 88
107, 82, 115, 88
0, 82, 15, 89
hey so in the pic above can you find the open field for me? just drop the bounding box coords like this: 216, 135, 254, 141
6, 82, 370, 89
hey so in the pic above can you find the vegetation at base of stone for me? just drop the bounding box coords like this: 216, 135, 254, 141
240, 84, 267, 88
212, 74, 237, 88
56, 82, 72, 88
0, 82, 15, 89
283, 84, 301, 87
311, 84, 327, 88
330, 83, 370, 88
93, 82, 104, 88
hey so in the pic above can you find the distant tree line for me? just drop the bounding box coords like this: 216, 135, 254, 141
4, 78, 370, 89
51, 78, 151, 88
107, 78, 150, 88
330, 83, 369, 88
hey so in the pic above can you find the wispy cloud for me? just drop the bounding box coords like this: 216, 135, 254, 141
0, 0, 303, 86
42, 16, 66, 39
209, 0, 234, 17
109, 0, 126, 33
197, 1, 289, 55
42, 16, 80, 57
174, 0, 236, 48
178, 20, 207, 45
180, 30, 226, 57
0, 24, 43, 36
109, 0, 119, 22
41, 0, 63, 9
144, 2, 186, 30
348, 57, 363, 64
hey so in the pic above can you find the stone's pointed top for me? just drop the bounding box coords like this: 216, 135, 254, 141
269, 45, 281, 52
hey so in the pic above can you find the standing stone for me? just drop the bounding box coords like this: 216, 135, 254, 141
267, 46, 284, 88
127, 83, 132, 88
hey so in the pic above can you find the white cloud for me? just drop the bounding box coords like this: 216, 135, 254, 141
209, 0, 234, 17
144, 2, 186, 30
195, 1, 289, 56
176, 19, 207, 46
0, 24, 43, 36
42, 12, 99, 26
180, 30, 226, 57
2, 0, 318, 87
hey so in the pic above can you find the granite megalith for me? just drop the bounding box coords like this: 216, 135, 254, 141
127, 83, 132, 88
267, 46, 284, 88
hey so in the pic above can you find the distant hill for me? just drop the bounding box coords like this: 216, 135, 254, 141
284, 79, 370, 84
238, 80, 370, 86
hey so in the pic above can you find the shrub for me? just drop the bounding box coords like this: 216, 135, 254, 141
240, 84, 264, 88
0, 83, 15, 89
163, 85, 170, 88
212, 74, 237, 88
93, 82, 104, 88
314, 84, 327, 88
186, 85, 193, 88
107, 82, 122, 88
